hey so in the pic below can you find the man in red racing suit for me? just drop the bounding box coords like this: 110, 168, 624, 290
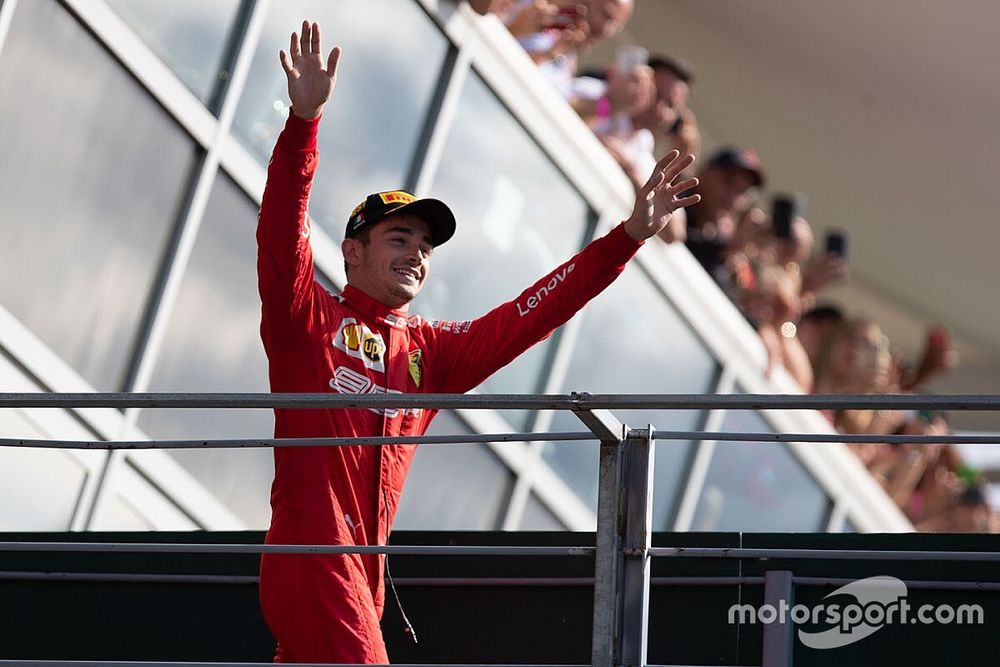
256, 21, 700, 664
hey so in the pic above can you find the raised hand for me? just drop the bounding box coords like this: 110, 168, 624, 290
279, 21, 341, 120
624, 150, 700, 241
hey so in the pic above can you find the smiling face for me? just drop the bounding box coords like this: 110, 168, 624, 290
342, 214, 433, 309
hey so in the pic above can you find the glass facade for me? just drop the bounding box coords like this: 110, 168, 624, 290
541, 264, 719, 522
104, 0, 242, 104
232, 0, 449, 239
0, 0, 196, 391
413, 71, 592, 424
0, 0, 892, 534
691, 410, 831, 532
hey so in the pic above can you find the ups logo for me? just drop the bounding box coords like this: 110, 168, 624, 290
334, 318, 386, 373
363, 337, 384, 362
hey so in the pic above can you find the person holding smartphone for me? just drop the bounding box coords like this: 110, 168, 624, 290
256, 20, 700, 663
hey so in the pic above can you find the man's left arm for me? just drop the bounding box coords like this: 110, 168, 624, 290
432, 150, 700, 393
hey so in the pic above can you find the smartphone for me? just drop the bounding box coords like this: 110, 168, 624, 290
826, 229, 848, 258
771, 195, 802, 239
615, 45, 648, 72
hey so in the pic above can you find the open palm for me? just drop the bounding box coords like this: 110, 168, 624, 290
279, 20, 341, 120
624, 150, 701, 241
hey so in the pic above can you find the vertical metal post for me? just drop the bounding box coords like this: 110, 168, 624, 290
762, 570, 794, 667
620, 426, 654, 667
574, 409, 627, 667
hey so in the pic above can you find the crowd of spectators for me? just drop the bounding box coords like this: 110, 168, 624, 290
467, 0, 996, 533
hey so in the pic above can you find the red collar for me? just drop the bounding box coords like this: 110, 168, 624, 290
339, 284, 410, 325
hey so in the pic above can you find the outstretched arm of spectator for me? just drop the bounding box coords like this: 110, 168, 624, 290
624, 150, 700, 241
279, 21, 342, 120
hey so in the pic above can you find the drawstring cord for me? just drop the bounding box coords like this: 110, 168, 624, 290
382, 486, 417, 643
385, 554, 418, 643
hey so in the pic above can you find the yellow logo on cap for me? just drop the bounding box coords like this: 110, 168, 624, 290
379, 191, 416, 206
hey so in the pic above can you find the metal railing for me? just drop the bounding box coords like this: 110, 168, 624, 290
2, 392, 1000, 667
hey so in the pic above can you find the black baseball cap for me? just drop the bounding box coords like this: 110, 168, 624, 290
346, 190, 456, 246
706, 146, 766, 187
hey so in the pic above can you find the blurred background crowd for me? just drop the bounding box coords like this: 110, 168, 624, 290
468, 0, 997, 533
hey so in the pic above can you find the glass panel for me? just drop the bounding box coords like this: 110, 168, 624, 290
541, 265, 719, 518
0, 435, 87, 532
232, 0, 449, 236
395, 411, 513, 529
0, 352, 97, 531
518, 492, 566, 530
91, 461, 199, 531
91, 494, 155, 531
0, 0, 196, 390
137, 172, 273, 528
691, 409, 831, 531
105, 0, 242, 103
413, 71, 592, 409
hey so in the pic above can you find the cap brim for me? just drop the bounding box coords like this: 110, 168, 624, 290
391, 198, 457, 246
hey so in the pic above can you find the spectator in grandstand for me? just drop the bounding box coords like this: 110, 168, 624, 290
643, 55, 694, 136
742, 264, 813, 390
684, 146, 765, 281
898, 325, 960, 392
812, 318, 900, 437
519, 0, 635, 98
796, 305, 845, 369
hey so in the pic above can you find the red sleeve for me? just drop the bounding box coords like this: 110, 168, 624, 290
256, 112, 324, 349
431, 223, 643, 392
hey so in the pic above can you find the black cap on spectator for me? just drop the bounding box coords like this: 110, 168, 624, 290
706, 146, 766, 187
648, 54, 695, 84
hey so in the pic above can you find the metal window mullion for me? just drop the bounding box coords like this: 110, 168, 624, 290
0, 0, 19, 59
80, 0, 272, 529
825, 499, 851, 533
411, 41, 473, 197
501, 304, 592, 529
671, 367, 736, 532
60, 0, 217, 147
123, 0, 270, 399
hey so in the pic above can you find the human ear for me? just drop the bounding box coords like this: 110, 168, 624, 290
342, 238, 364, 271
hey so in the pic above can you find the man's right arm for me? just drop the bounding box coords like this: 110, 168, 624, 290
256, 20, 341, 347
256, 113, 322, 346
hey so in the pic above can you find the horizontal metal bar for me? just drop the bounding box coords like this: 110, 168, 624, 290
651, 431, 1000, 445
5, 571, 999, 606
0, 542, 593, 557
2, 392, 999, 411
5, 572, 997, 593
0, 662, 586, 667
2, 430, 995, 452
792, 576, 1000, 592
0, 571, 260, 585
0, 431, 596, 451
649, 547, 1000, 562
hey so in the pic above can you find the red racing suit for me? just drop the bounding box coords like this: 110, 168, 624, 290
256, 112, 643, 663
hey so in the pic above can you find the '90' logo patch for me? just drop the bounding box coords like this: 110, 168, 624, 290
334, 318, 386, 372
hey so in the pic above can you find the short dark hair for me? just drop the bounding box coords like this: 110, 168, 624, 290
647, 55, 694, 84
343, 226, 373, 279
801, 305, 845, 325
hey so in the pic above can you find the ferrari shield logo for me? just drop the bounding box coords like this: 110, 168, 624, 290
408, 349, 423, 387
